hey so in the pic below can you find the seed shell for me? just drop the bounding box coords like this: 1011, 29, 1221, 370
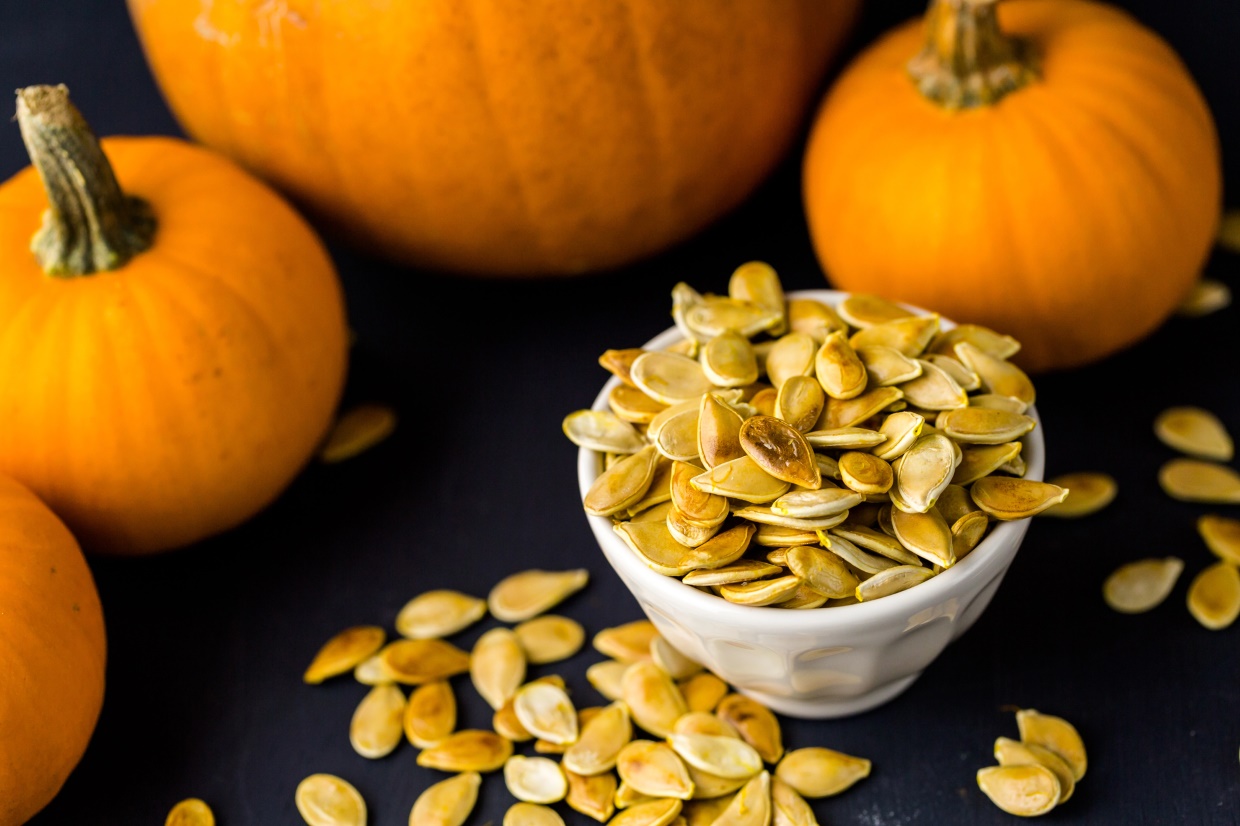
416, 730, 514, 773
565, 769, 617, 822
294, 773, 367, 826
976, 764, 1059, 817
404, 680, 456, 749
970, 477, 1069, 520
1103, 557, 1184, 614
710, 770, 770, 826
304, 626, 386, 685
1158, 458, 1240, 503
1186, 560, 1240, 630
994, 736, 1076, 804
488, 568, 590, 622
395, 590, 487, 640
774, 747, 870, 798
668, 732, 764, 780
1197, 514, 1240, 565
622, 661, 689, 738
678, 672, 730, 713
165, 798, 214, 826
380, 639, 471, 685
514, 615, 586, 665
350, 683, 406, 759
319, 403, 396, 463
1042, 471, 1117, 518
513, 680, 579, 745
1154, 406, 1234, 461
562, 701, 633, 776
616, 739, 696, 799
504, 755, 569, 804
503, 802, 565, 826
1015, 709, 1087, 781
608, 798, 682, 826
410, 771, 481, 826
471, 627, 527, 711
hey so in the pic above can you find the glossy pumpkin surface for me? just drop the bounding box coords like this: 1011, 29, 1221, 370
0, 473, 106, 826
803, 0, 1221, 373
127, 0, 861, 276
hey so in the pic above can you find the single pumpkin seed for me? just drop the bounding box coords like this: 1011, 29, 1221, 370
814, 330, 868, 400
739, 415, 822, 489
710, 770, 770, 826
729, 261, 787, 334
788, 298, 847, 342
514, 680, 579, 745
950, 511, 989, 559
565, 769, 617, 822
471, 627, 527, 711
668, 732, 763, 780
584, 445, 660, 517
752, 523, 821, 547
1159, 458, 1240, 503
562, 701, 633, 776
994, 736, 1076, 804
622, 661, 689, 738
380, 639, 471, 685
954, 341, 1036, 406
599, 348, 646, 387
1041, 471, 1117, 518
719, 575, 804, 606
818, 386, 904, 430
1176, 277, 1231, 317
594, 619, 659, 663
494, 676, 565, 742
682, 295, 783, 341
625, 457, 675, 516
685, 764, 749, 800
350, 683, 406, 759
785, 545, 859, 598
804, 427, 887, 449
925, 353, 980, 391
678, 672, 730, 713
837, 451, 894, 496
671, 461, 730, 527
700, 330, 759, 388
697, 393, 747, 469
562, 409, 648, 454
630, 350, 715, 406
775, 747, 870, 798
319, 403, 396, 463
651, 635, 703, 680
900, 359, 967, 410
764, 332, 818, 390
165, 798, 214, 826
1197, 513, 1240, 565
937, 407, 1036, 444
935, 484, 977, 525
968, 393, 1028, 413
855, 565, 934, 601
586, 659, 631, 702
416, 730, 514, 773
488, 568, 589, 622
929, 323, 1020, 360
848, 314, 939, 357
890, 507, 954, 568
505, 755, 569, 804
825, 534, 900, 574
837, 293, 914, 328
613, 781, 658, 810
857, 345, 922, 386
771, 487, 863, 518
774, 374, 826, 433
715, 693, 784, 764
830, 525, 921, 565
970, 477, 1069, 520
869, 410, 925, 461
682, 559, 783, 587
405, 680, 456, 749
771, 777, 817, 826
976, 764, 1059, 817
950, 442, 1021, 487
304, 626, 386, 685
610, 384, 668, 425
617, 739, 696, 799
671, 282, 707, 344
294, 774, 367, 826
666, 507, 722, 549
1154, 406, 1234, 461
409, 771, 481, 826
503, 802, 565, 826
1015, 709, 1087, 781
395, 590, 487, 640
608, 797, 682, 826
673, 711, 739, 739
691, 455, 791, 504
514, 615, 585, 665
653, 405, 703, 464
1186, 560, 1240, 630
733, 505, 849, 532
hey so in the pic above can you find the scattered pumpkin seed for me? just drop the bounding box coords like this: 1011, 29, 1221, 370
1176, 277, 1231, 317
1158, 458, 1240, 503
994, 736, 1076, 804
1186, 560, 1240, 630
562, 701, 632, 776
380, 638, 471, 685
504, 755, 569, 804
616, 739, 696, 799
1038, 471, 1116, 518
622, 661, 689, 739
488, 568, 590, 622
651, 635, 703, 680
565, 769, 617, 822
503, 802, 565, 826
774, 747, 871, 797
672, 711, 739, 739
711, 770, 771, 826
513, 680, 579, 745
1154, 406, 1234, 461
294, 773, 367, 826
715, 693, 784, 764
678, 672, 730, 713
165, 798, 214, 826
395, 590, 487, 640
304, 626, 386, 685
349, 683, 406, 759
729, 261, 787, 335
970, 477, 1068, 520
416, 729, 514, 773
594, 619, 659, 663
954, 341, 1035, 406
929, 323, 1020, 361
562, 409, 649, 454
976, 764, 1060, 817
770, 777, 817, 826
409, 771, 481, 826
586, 659, 631, 702
404, 680, 456, 749
1015, 709, 1087, 781
668, 732, 763, 780
353, 654, 393, 686
608, 797, 683, 826
318, 403, 396, 463
514, 614, 586, 665
1196, 514, 1240, 565
471, 627, 527, 711
855, 565, 934, 602
1103, 557, 1184, 614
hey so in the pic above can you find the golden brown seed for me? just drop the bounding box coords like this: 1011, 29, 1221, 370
819, 386, 904, 430
855, 565, 933, 601
691, 455, 791, 504
488, 568, 590, 622
616, 739, 696, 800
651, 635, 703, 681
612, 780, 657, 810
562, 409, 649, 454
410, 771, 481, 826
513, 680, 579, 745
678, 672, 730, 713
565, 770, 617, 823
1015, 709, 1087, 781
890, 507, 954, 568
471, 627, 527, 711
951, 511, 989, 559
165, 798, 214, 826
715, 693, 784, 764
739, 415, 822, 489
294, 774, 367, 826
1103, 557, 1184, 614
729, 261, 787, 335
719, 575, 804, 606
668, 732, 764, 780
672, 711, 739, 739
837, 293, 915, 328
1186, 560, 1240, 630
395, 590, 487, 640
1154, 405, 1234, 461
380, 639, 471, 685
416, 730, 514, 773
608, 798, 683, 826
771, 777, 816, 826
405, 680, 456, 748
594, 619, 659, 663
630, 350, 715, 405
682, 797, 735, 826
994, 736, 1076, 804
775, 374, 826, 433
514, 614, 586, 665
785, 545, 859, 599
319, 403, 396, 463
584, 445, 660, 517
350, 683, 406, 759
710, 770, 771, 826
954, 341, 1036, 406
1159, 458, 1240, 503
900, 358, 967, 410
1042, 472, 1117, 518
950, 442, 1021, 487
622, 661, 689, 738
504, 755, 569, 804
848, 314, 939, 357
1197, 514, 1240, 565
503, 802, 565, 826
937, 407, 1036, 444
929, 323, 1021, 360
609, 384, 668, 425
586, 659, 631, 702
814, 330, 868, 400
774, 747, 871, 797
697, 393, 747, 469
304, 625, 386, 685
681, 559, 783, 587
562, 701, 632, 776
976, 765, 1060, 817
1176, 278, 1231, 317
969, 477, 1069, 520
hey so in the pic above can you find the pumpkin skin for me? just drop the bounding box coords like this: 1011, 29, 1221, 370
802, 0, 1221, 373
0, 134, 349, 555
0, 473, 106, 826
126, 0, 861, 277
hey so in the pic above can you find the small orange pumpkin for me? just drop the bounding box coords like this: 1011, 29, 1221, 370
0, 85, 349, 554
802, 0, 1221, 373
126, 0, 862, 277
0, 472, 106, 826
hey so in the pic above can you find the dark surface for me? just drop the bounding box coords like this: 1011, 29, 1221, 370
2, 1, 1238, 824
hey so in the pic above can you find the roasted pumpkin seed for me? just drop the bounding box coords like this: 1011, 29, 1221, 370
304, 626, 387, 687
710, 770, 770, 826
668, 732, 764, 780
513, 680, 579, 745
503, 802, 565, 826
471, 627, 527, 711
855, 565, 934, 601
514, 614, 585, 665
416, 729, 513, 773
1154, 405, 1234, 461
294, 773, 367, 826
319, 403, 396, 463
565, 769, 617, 822
395, 590, 487, 640
584, 445, 660, 517
1176, 277, 1231, 317
1196, 513, 1240, 564
954, 341, 1035, 406
616, 739, 696, 799
1015, 709, 1087, 781
630, 350, 715, 406
970, 477, 1068, 520
409, 771, 480, 826
562, 701, 632, 776
594, 619, 659, 663
405, 680, 456, 749
1158, 458, 1240, 503
1103, 557, 1184, 613
488, 568, 589, 622
165, 798, 214, 826
770, 777, 817, 826
608, 797, 682, 826
678, 672, 730, 713
380, 639, 471, 685
563, 409, 648, 454
504, 755, 569, 804
1186, 560, 1240, 630
976, 764, 1059, 817
994, 736, 1076, 804
622, 661, 689, 738
586, 659, 631, 702
775, 747, 870, 797
349, 683, 406, 759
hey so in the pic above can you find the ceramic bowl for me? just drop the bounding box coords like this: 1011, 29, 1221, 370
577, 289, 1043, 719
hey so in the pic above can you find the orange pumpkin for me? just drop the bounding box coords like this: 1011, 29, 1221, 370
0, 85, 349, 554
802, 0, 1221, 373
126, 0, 862, 277
0, 472, 106, 826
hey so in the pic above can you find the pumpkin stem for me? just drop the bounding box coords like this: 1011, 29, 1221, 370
15, 84, 155, 277
906, 0, 1039, 109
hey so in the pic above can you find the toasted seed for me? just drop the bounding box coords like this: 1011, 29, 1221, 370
764, 332, 819, 390
494, 700, 533, 742
1196, 514, 1240, 565
710, 770, 770, 826
652, 405, 703, 463
1104, 557, 1185, 614
416, 730, 514, 773
950, 511, 990, 559
319, 403, 396, 463
771, 777, 817, 826
562, 701, 632, 776
838, 451, 894, 496
951, 442, 1022, 487
471, 627, 527, 711
777, 584, 831, 609
585, 445, 660, 517
410, 771, 481, 826
613, 781, 658, 810
785, 545, 859, 599
925, 353, 980, 391
586, 660, 631, 702
600, 348, 647, 387
935, 484, 976, 525
682, 559, 783, 587
701, 330, 760, 388
350, 683, 406, 759
669, 732, 763, 780
848, 314, 939, 357
719, 575, 805, 606
1187, 560, 1240, 630
380, 639, 471, 685
819, 386, 904, 430
691, 455, 791, 504
1177, 277, 1232, 317
651, 635, 703, 680
1159, 458, 1240, 503
1036, 471, 1116, 518
739, 415, 822, 489
684, 794, 738, 825
514, 680, 579, 745
626, 457, 675, 516
813, 330, 868, 401
404, 680, 456, 749
563, 409, 648, 454
830, 525, 922, 565
732, 505, 849, 531
630, 350, 715, 406
775, 747, 870, 798
937, 407, 1036, 444
869, 410, 925, 461
729, 261, 787, 333
395, 591, 487, 640
622, 661, 689, 738
617, 739, 696, 799
609, 797, 683, 826
856, 345, 922, 386
900, 359, 968, 410
1015, 709, 1087, 781
970, 477, 1069, 520
565, 769, 617, 822
304, 626, 386, 685
804, 427, 886, 450
610, 385, 668, 425
929, 323, 1021, 360
294, 774, 367, 826
954, 342, 1035, 406
890, 507, 954, 568
976, 765, 1059, 817
771, 487, 863, 518
855, 565, 934, 601
165, 798, 214, 826
709, 693, 785, 764
503, 802, 565, 826
670, 462, 730, 528
825, 534, 900, 574
594, 619, 659, 663
774, 375, 826, 433
697, 393, 748, 469
994, 736, 1076, 804
837, 293, 914, 328
514, 615, 585, 665
753, 523, 821, 547
673, 711, 739, 739
353, 654, 393, 686
1154, 406, 1234, 461
488, 568, 589, 622
677, 672, 730, 714
504, 755, 569, 804
682, 295, 783, 341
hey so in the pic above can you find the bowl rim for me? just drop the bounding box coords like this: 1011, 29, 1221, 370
576, 288, 1044, 632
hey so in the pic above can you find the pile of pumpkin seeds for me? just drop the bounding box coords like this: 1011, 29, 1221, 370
563, 263, 1067, 608
298, 568, 871, 825
975, 709, 1087, 817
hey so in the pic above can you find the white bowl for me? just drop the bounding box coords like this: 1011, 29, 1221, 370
577, 289, 1043, 719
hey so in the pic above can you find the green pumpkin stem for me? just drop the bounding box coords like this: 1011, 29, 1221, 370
15, 84, 155, 277
906, 0, 1039, 109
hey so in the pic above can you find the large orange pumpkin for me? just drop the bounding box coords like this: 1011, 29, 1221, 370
802, 0, 1221, 373
0, 85, 349, 554
0, 472, 106, 826
126, 0, 861, 277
